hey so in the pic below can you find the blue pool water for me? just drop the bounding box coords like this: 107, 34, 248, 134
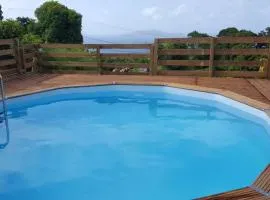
0, 85, 270, 200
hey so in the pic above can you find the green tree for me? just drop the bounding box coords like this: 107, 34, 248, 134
237, 29, 257, 37
0, 4, 3, 21
217, 27, 256, 37
35, 1, 83, 43
188, 30, 209, 37
0, 19, 23, 39
21, 33, 43, 44
217, 27, 239, 37
16, 17, 36, 34
258, 27, 270, 36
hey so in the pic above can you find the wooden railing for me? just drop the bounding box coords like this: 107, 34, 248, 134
40, 43, 152, 75
0, 39, 19, 78
20, 44, 39, 73
1, 37, 270, 79
0, 39, 39, 79
154, 37, 270, 78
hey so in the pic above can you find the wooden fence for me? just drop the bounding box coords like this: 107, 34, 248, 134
20, 44, 38, 73
1, 37, 270, 78
0, 39, 38, 79
0, 39, 19, 78
40, 43, 152, 75
155, 37, 270, 78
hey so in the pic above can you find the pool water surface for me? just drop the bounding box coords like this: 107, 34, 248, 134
0, 85, 270, 200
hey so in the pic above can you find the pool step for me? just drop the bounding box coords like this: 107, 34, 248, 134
195, 164, 270, 200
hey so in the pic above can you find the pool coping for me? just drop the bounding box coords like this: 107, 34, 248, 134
6, 81, 270, 115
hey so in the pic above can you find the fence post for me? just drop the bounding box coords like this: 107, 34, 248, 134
34, 44, 42, 72
13, 39, 23, 74
152, 39, 158, 75
267, 59, 270, 79
149, 44, 154, 75
209, 37, 215, 77
20, 46, 26, 73
267, 39, 270, 79
96, 45, 101, 75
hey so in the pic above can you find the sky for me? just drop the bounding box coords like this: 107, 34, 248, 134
1, 0, 270, 36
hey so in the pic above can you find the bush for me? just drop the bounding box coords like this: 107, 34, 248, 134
21, 33, 43, 44
0, 19, 23, 39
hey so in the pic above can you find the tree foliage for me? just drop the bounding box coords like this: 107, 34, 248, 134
218, 27, 256, 37
0, 4, 3, 21
0, 19, 23, 39
16, 17, 36, 34
188, 31, 209, 37
218, 27, 239, 37
35, 1, 83, 43
21, 33, 42, 44
258, 27, 270, 36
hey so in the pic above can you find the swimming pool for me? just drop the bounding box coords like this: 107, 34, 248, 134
0, 85, 270, 200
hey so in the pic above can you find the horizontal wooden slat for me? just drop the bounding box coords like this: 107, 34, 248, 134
215, 49, 269, 55
215, 71, 265, 78
24, 52, 36, 59
158, 60, 209, 66
0, 59, 16, 67
46, 70, 99, 74
216, 37, 270, 44
102, 72, 149, 75
86, 44, 152, 49
42, 61, 98, 67
40, 44, 84, 49
159, 49, 210, 55
0, 39, 15, 45
157, 37, 212, 44
214, 60, 260, 66
158, 70, 208, 76
101, 63, 149, 68
101, 53, 149, 58
43, 52, 94, 58
0, 49, 14, 56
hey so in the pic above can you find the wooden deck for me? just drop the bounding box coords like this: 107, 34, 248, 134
196, 165, 270, 200
253, 164, 270, 195
248, 79, 270, 103
5, 73, 270, 108
196, 187, 267, 200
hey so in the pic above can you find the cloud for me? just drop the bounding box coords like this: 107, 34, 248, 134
171, 4, 187, 16
141, 6, 163, 20
102, 9, 109, 15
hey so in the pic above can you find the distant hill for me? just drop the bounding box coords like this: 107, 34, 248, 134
83, 30, 185, 44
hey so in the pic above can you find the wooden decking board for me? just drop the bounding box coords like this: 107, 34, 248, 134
196, 165, 270, 199
248, 79, 270, 102
195, 187, 267, 200
4, 74, 270, 105
253, 165, 270, 194
198, 77, 270, 104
